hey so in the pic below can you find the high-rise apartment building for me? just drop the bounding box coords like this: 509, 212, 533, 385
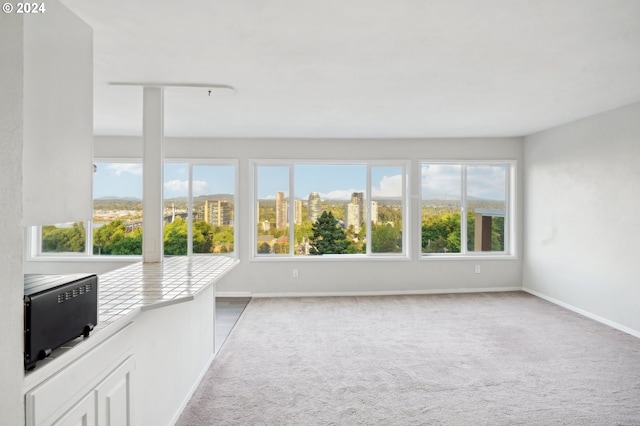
204, 199, 232, 226
344, 203, 360, 232
351, 192, 365, 228
276, 191, 288, 229
371, 200, 379, 224
308, 192, 321, 223
293, 199, 302, 225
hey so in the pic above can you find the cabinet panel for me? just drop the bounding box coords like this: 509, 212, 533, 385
22, 0, 93, 226
25, 324, 134, 426
96, 357, 135, 426
51, 392, 95, 426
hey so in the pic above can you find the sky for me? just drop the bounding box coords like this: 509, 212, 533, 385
93, 162, 507, 201
93, 162, 235, 199
257, 165, 405, 200
421, 164, 506, 200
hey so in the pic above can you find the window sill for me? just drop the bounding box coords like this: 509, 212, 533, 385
250, 254, 411, 262
420, 254, 517, 261
27, 255, 143, 263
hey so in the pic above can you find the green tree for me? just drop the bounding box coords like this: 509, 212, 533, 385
258, 242, 271, 254
213, 225, 234, 253
42, 222, 86, 253
109, 232, 143, 255
422, 213, 461, 253
309, 211, 349, 255
164, 216, 188, 255
193, 221, 214, 253
372, 223, 402, 253
93, 220, 127, 254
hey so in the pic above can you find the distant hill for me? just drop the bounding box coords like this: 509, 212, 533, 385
94, 198, 142, 210
163, 194, 234, 203
96, 196, 141, 201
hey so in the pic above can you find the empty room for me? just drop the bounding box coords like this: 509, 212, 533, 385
2, 0, 640, 425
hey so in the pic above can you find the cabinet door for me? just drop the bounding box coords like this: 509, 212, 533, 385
52, 392, 96, 426
22, 0, 93, 226
96, 356, 135, 426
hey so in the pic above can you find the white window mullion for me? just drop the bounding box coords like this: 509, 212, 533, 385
366, 164, 372, 255
289, 164, 295, 255
187, 164, 193, 256
86, 221, 93, 255
402, 163, 409, 256
461, 165, 468, 255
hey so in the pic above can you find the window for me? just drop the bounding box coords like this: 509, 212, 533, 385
92, 162, 143, 255
32, 160, 237, 258
37, 161, 143, 256
371, 166, 404, 254
40, 222, 87, 255
192, 165, 235, 254
164, 161, 237, 256
253, 161, 408, 258
421, 161, 513, 256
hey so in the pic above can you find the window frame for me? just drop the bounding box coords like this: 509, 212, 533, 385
419, 159, 516, 259
250, 159, 411, 261
30, 158, 145, 261
164, 158, 239, 258
28, 158, 239, 261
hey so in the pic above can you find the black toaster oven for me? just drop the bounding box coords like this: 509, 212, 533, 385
24, 274, 98, 370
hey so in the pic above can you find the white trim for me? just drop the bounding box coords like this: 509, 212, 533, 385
523, 287, 640, 339
251, 287, 522, 298
216, 291, 253, 298
250, 254, 411, 262
421, 254, 518, 261
27, 255, 142, 263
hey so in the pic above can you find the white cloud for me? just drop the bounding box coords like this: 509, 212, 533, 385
373, 174, 403, 197
467, 166, 506, 199
421, 164, 506, 200
164, 179, 188, 192
164, 179, 208, 194
105, 163, 142, 176
191, 180, 209, 195
320, 189, 363, 200
421, 164, 461, 198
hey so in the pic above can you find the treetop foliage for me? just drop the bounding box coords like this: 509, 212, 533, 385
308, 211, 350, 255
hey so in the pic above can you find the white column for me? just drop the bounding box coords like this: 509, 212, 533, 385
142, 87, 164, 263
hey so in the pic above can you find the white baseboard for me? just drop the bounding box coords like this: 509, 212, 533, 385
251, 286, 522, 298
216, 291, 252, 298
523, 287, 640, 339
170, 353, 216, 425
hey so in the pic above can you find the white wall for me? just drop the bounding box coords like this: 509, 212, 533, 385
85, 136, 523, 295
134, 285, 215, 425
0, 12, 26, 426
523, 101, 640, 336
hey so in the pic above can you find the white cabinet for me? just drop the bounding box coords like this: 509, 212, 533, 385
25, 324, 135, 426
95, 357, 135, 426
52, 393, 95, 426
46, 357, 134, 426
21, 0, 93, 226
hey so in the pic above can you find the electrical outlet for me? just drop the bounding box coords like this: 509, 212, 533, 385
292, 269, 299, 278
475, 265, 481, 274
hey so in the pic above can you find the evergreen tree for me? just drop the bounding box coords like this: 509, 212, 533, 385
309, 211, 349, 255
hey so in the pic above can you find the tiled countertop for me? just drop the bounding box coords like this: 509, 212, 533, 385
25, 256, 238, 385
97, 256, 239, 330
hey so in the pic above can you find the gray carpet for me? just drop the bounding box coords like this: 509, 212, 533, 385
177, 292, 640, 425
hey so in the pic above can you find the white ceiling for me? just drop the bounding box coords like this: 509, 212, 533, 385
61, 0, 640, 138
